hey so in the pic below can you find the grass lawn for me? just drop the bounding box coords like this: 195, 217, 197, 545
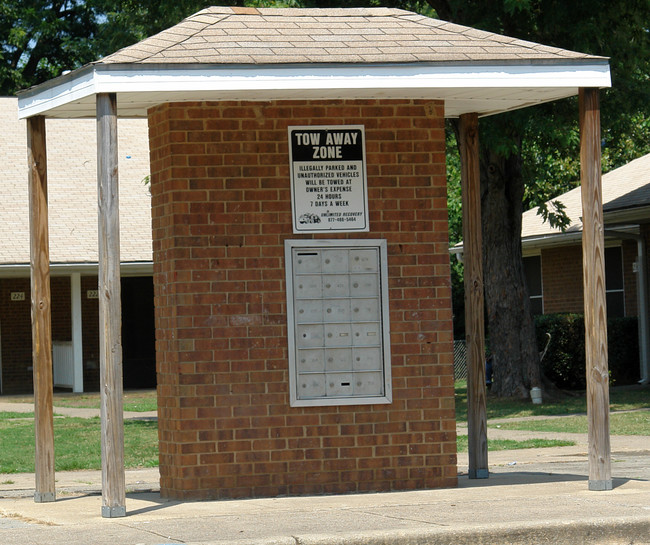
495, 410, 650, 436
454, 380, 650, 422
3, 390, 157, 413
456, 435, 574, 452
0, 416, 158, 474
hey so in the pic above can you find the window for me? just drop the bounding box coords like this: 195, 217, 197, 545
285, 239, 391, 407
523, 255, 543, 315
605, 246, 625, 318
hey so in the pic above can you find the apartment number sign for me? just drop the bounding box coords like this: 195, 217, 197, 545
289, 125, 369, 234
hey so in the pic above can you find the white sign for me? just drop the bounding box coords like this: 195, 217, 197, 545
289, 125, 369, 233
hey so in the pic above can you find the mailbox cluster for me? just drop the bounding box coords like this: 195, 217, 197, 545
285, 240, 391, 406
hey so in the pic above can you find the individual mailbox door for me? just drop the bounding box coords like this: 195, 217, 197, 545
286, 239, 391, 407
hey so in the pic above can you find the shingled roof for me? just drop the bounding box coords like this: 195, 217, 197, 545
100, 7, 599, 65
0, 98, 151, 271
17, 7, 610, 120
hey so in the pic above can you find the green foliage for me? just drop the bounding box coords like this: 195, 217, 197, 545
534, 314, 640, 390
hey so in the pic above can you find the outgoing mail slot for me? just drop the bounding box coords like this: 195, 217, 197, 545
351, 298, 380, 321
324, 323, 352, 347
323, 299, 351, 322
326, 372, 354, 396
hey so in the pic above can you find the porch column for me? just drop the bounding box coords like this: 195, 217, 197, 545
27, 115, 55, 502
71, 273, 84, 393
579, 87, 612, 491
459, 112, 488, 478
97, 93, 126, 516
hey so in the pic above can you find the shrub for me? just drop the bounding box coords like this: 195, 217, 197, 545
534, 313, 639, 389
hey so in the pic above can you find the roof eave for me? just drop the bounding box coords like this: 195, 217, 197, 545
17, 59, 611, 120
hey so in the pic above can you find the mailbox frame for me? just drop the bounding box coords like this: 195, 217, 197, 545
285, 239, 392, 407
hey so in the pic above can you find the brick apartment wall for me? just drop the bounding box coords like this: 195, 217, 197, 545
541, 246, 585, 314
148, 99, 456, 500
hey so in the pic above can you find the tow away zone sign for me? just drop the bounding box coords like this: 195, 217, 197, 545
289, 125, 369, 233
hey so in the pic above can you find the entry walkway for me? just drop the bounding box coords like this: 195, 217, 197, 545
1, 400, 648, 544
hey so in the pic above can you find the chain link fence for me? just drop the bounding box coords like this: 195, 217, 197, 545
453, 339, 467, 380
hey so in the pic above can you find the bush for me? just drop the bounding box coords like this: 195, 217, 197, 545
534, 313, 639, 389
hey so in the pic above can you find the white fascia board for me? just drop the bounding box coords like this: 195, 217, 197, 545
0, 261, 153, 278
18, 61, 611, 119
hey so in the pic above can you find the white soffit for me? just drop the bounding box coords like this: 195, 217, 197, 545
17, 62, 611, 120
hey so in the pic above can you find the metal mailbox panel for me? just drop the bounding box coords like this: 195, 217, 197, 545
286, 239, 391, 407
325, 348, 353, 372
323, 299, 351, 323
322, 275, 349, 297
352, 322, 380, 346
321, 250, 349, 273
351, 298, 380, 321
350, 274, 378, 297
353, 347, 382, 371
350, 249, 378, 272
298, 349, 325, 372
294, 252, 322, 274
297, 324, 324, 348
295, 275, 322, 299
298, 373, 326, 398
324, 323, 352, 347
353, 371, 384, 396
296, 300, 323, 324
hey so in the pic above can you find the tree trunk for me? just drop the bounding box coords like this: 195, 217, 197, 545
480, 145, 542, 398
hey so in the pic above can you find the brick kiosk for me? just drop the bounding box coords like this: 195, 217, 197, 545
149, 98, 456, 499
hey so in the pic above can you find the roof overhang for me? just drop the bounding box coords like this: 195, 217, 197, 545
0, 261, 153, 278
17, 60, 611, 119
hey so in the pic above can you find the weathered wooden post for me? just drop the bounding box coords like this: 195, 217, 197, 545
460, 112, 489, 478
97, 93, 126, 516
27, 115, 56, 503
579, 87, 612, 491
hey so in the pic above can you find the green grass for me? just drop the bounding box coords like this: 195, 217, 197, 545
0, 412, 34, 420
456, 435, 575, 452
0, 416, 158, 474
495, 410, 650, 436
454, 380, 650, 422
4, 391, 158, 412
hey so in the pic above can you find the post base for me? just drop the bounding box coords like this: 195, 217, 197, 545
468, 468, 489, 479
589, 479, 613, 491
34, 491, 55, 503
102, 505, 126, 518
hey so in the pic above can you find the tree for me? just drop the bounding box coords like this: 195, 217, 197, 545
427, 0, 650, 397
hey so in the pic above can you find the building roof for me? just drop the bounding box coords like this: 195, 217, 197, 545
0, 97, 151, 273
520, 153, 650, 248
17, 7, 610, 120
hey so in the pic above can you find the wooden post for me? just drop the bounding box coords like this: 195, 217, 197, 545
27, 116, 56, 502
579, 88, 612, 491
97, 93, 126, 517
460, 113, 488, 479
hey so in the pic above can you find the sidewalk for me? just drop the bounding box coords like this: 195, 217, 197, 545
1, 401, 649, 544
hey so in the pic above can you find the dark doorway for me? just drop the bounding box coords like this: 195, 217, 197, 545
121, 276, 156, 389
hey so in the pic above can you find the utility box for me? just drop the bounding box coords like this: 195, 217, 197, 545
285, 239, 391, 406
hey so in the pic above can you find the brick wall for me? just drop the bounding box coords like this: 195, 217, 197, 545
148, 99, 456, 500
541, 245, 585, 314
